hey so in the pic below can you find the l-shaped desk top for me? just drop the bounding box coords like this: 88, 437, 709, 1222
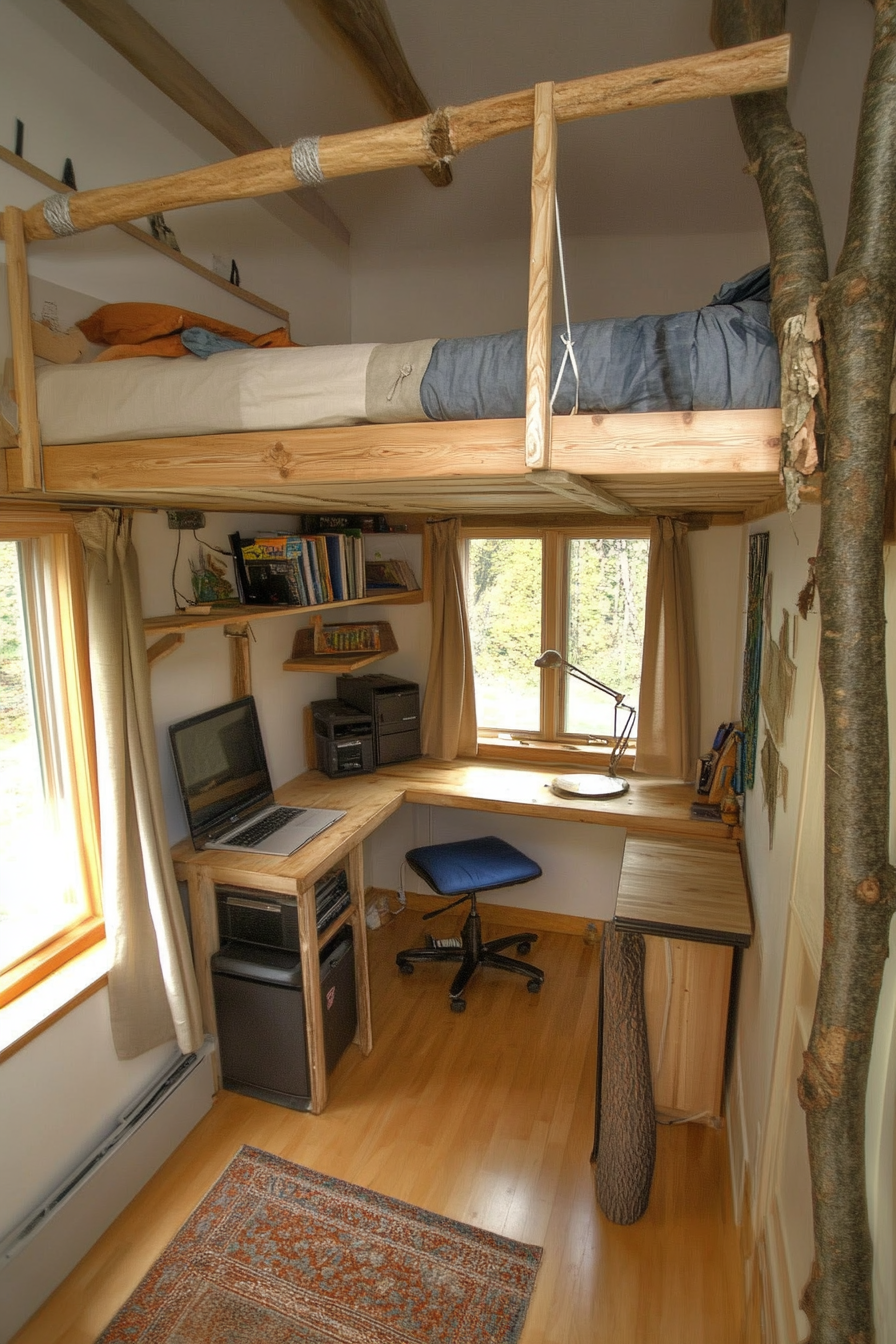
172, 758, 752, 1114
172, 758, 752, 947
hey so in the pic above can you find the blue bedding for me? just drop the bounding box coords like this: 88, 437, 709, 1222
419, 265, 778, 420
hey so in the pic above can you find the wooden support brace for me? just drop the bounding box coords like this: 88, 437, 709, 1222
224, 621, 252, 700
2, 207, 41, 490
146, 631, 185, 667
528, 468, 640, 515
525, 82, 557, 471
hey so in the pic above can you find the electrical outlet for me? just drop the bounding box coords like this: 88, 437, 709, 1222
167, 509, 206, 530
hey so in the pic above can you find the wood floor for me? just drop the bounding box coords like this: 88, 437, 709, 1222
13, 909, 749, 1343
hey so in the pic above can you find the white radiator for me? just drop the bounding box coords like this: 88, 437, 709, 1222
0, 1039, 214, 1343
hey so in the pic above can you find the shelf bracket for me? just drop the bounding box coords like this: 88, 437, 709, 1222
146, 631, 185, 667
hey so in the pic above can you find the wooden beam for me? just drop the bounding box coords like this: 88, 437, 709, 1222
525, 83, 557, 471
527, 469, 640, 515
20, 36, 790, 240
2, 207, 41, 490
0, 145, 290, 325
224, 622, 252, 699
146, 631, 185, 667
293, 0, 452, 187
58, 0, 350, 245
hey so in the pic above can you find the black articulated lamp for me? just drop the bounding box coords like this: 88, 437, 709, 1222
534, 649, 636, 799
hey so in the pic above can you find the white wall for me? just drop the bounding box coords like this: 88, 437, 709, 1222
350, 229, 770, 342
734, 506, 822, 1162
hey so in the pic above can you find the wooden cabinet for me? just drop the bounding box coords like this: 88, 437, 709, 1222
613, 832, 752, 1127
642, 935, 734, 1123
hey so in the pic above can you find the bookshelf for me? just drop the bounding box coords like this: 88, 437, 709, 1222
143, 586, 423, 637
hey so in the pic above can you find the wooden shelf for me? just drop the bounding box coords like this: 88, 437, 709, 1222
284, 618, 397, 672
143, 587, 422, 637
284, 649, 389, 672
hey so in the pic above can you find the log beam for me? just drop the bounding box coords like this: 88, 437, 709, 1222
293, 0, 452, 186
527, 470, 640, 515
21, 36, 790, 242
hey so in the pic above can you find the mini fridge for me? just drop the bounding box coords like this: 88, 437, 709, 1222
211, 927, 357, 1110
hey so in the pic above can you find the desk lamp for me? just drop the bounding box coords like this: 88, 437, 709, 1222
534, 649, 636, 799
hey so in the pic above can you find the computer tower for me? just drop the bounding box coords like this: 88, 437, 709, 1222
211, 927, 357, 1111
336, 673, 421, 766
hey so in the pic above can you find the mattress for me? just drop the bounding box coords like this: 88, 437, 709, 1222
34, 268, 779, 446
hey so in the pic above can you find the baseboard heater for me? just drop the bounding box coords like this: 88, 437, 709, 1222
0, 1037, 214, 1344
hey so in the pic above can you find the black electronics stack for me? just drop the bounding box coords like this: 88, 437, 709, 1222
311, 698, 375, 778
335, 673, 421, 766
210, 873, 356, 1110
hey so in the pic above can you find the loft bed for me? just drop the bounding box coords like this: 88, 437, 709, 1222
0, 37, 802, 522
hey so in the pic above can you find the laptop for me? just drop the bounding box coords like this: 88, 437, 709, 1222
169, 696, 345, 856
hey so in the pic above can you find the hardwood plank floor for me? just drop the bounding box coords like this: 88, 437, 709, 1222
12, 909, 747, 1343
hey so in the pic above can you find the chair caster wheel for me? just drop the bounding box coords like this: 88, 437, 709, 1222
527, 979, 542, 994
516, 941, 532, 955
450, 997, 466, 1013
398, 962, 414, 975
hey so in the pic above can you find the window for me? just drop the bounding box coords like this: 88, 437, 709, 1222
0, 511, 102, 1007
464, 526, 650, 756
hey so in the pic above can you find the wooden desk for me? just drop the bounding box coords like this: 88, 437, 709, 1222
174, 761, 750, 1116
615, 834, 751, 1124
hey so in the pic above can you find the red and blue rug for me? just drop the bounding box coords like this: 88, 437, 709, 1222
97, 1145, 542, 1342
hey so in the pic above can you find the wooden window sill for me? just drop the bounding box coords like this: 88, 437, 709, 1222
476, 737, 634, 770
0, 940, 109, 1064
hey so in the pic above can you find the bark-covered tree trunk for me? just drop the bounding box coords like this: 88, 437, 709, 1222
713, 2, 896, 1340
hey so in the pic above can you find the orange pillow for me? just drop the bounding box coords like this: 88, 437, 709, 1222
77, 302, 296, 351
93, 334, 191, 361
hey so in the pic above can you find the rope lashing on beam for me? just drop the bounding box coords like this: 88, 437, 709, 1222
42, 193, 77, 237
290, 136, 324, 187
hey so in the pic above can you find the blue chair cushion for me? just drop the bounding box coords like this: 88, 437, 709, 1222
406, 836, 542, 896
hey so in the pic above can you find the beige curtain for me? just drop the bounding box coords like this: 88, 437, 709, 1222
420, 518, 478, 760
634, 516, 700, 780
76, 509, 203, 1059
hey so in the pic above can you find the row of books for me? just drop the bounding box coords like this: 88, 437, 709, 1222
230, 531, 367, 607
229, 533, 421, 608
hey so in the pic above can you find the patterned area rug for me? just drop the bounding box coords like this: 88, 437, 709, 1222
97, 1146, 542, 1343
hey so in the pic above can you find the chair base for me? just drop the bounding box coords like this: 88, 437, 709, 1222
396, 897, 544, 1011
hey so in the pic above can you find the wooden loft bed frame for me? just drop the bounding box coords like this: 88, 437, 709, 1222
0, 36, 798, 522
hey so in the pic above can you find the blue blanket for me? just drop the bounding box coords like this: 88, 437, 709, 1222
419, 265, 778, 420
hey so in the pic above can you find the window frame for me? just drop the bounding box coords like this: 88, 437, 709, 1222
462, 520, 651, 765
0, 507, 103, 1008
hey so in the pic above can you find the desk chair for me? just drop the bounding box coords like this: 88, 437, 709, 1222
396, 835, 545, 1012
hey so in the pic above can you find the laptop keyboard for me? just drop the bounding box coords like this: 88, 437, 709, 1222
227, 806, 303, 847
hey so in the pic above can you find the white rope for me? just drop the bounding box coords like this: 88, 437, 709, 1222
290, 136, 324, 187
42, 193, 76, 237
550, 192, 580, 414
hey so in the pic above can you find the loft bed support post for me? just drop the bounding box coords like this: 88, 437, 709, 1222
525, 81, 558, 471
2, 206, 42, 491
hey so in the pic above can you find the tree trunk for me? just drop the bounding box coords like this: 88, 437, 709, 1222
713, 1, 896, 1339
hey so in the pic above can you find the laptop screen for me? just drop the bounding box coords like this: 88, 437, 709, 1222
169, 696, 273, 842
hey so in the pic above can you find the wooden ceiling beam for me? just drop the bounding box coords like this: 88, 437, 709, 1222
291, 0, 452, 187
527, 469, 640, 515
59, 0, 350, 244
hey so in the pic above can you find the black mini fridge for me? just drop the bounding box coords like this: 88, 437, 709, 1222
211, 928, 357, 1110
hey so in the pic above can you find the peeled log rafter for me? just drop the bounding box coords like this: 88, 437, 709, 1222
20, 36, 790, 241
